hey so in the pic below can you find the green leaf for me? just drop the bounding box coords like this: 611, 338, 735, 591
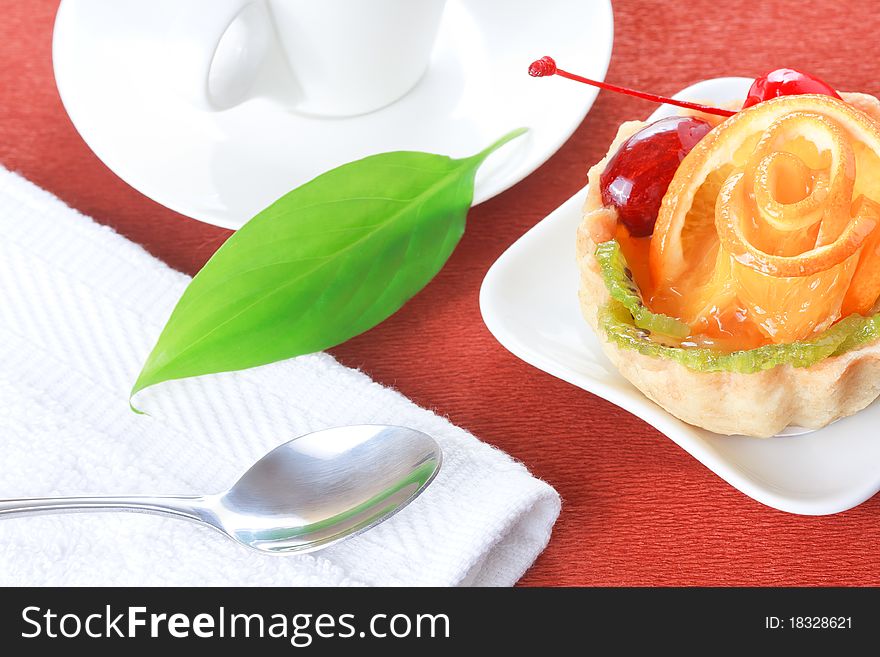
131, 128, 526, 404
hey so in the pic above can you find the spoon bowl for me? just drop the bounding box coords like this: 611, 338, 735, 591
0, 425, 441, 554
214, 425, 442, 553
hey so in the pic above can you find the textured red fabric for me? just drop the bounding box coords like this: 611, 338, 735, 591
3, 0, 880, 586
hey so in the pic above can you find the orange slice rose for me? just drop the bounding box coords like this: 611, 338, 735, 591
649, 94, 880, 345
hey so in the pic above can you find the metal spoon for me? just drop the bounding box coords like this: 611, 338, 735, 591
0, 425, 441, 554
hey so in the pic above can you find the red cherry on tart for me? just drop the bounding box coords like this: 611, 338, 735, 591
529, 58, 844, 117
599, 117, 713, 237
742, 68, 841, 108
528, 58, 850, 239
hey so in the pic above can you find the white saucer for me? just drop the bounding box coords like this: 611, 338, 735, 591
481, 77, 880, 516
52, 0, 613, 229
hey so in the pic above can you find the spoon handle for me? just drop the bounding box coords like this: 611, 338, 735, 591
0, 495, 213, 522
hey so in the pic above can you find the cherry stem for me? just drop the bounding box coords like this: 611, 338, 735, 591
529, 56, 736, 118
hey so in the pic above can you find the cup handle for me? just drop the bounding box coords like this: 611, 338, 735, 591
165, 0, 273, 111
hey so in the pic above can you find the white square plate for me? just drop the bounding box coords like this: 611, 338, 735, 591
480, 77, 880, 515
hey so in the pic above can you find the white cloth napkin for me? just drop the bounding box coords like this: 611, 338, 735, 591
0, 167, 560, 586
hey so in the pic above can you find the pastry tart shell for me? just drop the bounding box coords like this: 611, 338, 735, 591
576, 95, 880, 437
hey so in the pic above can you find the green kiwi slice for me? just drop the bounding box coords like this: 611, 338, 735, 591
594, 240, 690, 339
595, 240, 880, 372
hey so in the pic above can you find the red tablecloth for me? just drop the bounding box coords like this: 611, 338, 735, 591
3, 0, 880, 586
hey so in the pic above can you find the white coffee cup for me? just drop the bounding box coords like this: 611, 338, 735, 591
163, 0, 447, 116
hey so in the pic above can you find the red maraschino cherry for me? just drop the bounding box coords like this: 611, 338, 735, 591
599, 116, 713, 236
742, 68, 840, 108
528, 58, 844, 237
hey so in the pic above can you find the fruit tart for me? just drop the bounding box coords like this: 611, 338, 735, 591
547, 63, 880, 436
